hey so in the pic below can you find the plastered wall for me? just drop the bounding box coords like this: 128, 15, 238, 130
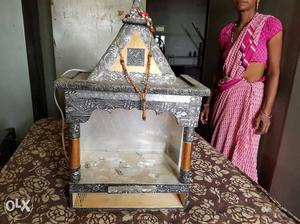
0, 0, 34, 140
51, 0, 146, 76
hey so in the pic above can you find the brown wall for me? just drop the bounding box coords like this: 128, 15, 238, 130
270, 46, 300, 217
265, 1, 300, 217
202, 0, 234, 87
202, 0, 300, 217
257, 0, 300, 192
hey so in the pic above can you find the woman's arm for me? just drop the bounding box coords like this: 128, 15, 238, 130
255, 31, 283, 134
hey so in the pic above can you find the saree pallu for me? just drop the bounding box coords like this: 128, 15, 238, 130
211, 13, 270, 182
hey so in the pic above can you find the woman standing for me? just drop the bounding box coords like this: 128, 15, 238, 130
200, 0, 283, 182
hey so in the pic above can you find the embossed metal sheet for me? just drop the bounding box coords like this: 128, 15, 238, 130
127, 48, 145, 66
88, 24, 177, 84
65, 90, 202, 127
55, 73, 211, 97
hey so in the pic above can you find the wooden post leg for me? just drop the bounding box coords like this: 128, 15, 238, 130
180, 127, 194, 184
69, 123, 80, 183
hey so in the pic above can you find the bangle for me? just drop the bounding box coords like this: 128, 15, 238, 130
203, 103, 210, 108
260, 111, 272, 119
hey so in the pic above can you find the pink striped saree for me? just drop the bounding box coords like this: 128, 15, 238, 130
211, 13, 272, 182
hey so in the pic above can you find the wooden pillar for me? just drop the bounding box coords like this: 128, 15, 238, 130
180, 127, 194, 184
69, 123, 80, 183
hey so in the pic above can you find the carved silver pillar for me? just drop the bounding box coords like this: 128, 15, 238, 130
179, 127, 195, 184
69, 123, 81, 183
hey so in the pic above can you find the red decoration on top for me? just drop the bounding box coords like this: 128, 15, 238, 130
150, 25, 155, 33
136, 10, 155, 33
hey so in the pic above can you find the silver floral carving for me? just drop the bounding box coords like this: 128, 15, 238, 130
69, 123, 80, 139
87, 24, 176, 84
65, 91, 202, 127
70, 168, 81, 183
54, 75, 211, 97
184, 127, 195, 142
70, 183, 188, 194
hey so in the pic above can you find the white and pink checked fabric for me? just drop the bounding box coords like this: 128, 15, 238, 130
211, 81, 264, 182
211, 13, 282, 182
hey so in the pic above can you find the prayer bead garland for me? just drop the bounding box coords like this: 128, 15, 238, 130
117, 37, 153, 121
117, 9, 155, 120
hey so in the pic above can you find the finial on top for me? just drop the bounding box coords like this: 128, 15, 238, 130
130, 0, 141, 17
133, 0, 141, 8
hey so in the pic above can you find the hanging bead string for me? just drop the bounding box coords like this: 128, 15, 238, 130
137, 10, 155, 33
125, 6, 155, 33
141, 40, 153, 119
116, 36, 153, 120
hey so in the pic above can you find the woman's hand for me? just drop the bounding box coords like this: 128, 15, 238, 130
200, 104, 210, 125
254, 31, 282, 135
254, 112, 271, 135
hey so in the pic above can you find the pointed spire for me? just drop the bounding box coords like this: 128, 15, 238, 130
130, 0, 141, 17
88, 0, 176, 84
133, 0, 141, 8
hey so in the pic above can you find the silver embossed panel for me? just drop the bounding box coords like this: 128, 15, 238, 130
127, 48, 145, 66
88, 24, 176, 84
